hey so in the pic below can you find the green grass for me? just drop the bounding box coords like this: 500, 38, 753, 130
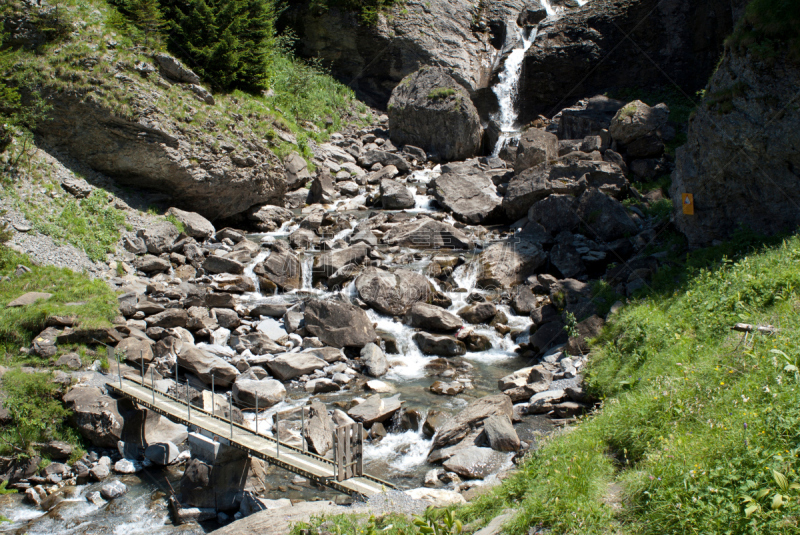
455, 233, 800, 534
0, 246, 119, 353
428, 88, 457, 100
22, 189, 128, 262
727, 0, 800, 63
291, 512, 417, 535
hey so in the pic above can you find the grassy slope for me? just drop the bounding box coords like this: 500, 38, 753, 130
458, 234, 800, 534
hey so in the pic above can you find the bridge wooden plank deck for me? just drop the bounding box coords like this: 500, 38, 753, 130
108, 377, 394, 498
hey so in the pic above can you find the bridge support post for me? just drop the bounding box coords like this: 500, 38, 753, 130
112, 346, 121, 389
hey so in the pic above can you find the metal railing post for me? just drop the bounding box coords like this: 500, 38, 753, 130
276, 412, 280, 459
211, 375, 215, 417
229, 394, 233, 439
140, 350, 144, 383
255, 396, 258, 435
112, 347, 121, 389
301, 407, 305, 453
187, 381, 191, 423
152, 366, 155, 405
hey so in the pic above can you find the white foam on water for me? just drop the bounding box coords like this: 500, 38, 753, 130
363, 428, 432, 472
367, 310, 434, 381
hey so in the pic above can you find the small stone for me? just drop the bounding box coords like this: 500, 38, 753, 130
100, 480, 127, 500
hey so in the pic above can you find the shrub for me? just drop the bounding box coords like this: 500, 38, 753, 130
427, 88, 456, 100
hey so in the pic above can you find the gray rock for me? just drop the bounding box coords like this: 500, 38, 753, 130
381, 218, 471, 249
308, 172, 336, 204
360, 343, 388, 377
412, 332, 466, 357
514, 128, 558, 173
284, 151, 311, 190
408, 302, 462, 332
431, 394, 513, 451
358, 151, 410, 173
247, 205, 295, 232
476, 240, 546, 289
100, 480, 127, 500
457, 302, 496, 324
304, 299, 377, 349
312, 244, 370, 283
154, 52, 200, 83
203, 255, 245, 275
442, 446, 506, 479
64, 386, 126, 448
89, 462, 110, 481
430, 381, 464, 396
144, 442, 180, 465
166, 207, 215, 240
482, 414, 520, 452
138, 222, 180, 255
380, 179, 415, 209
303, 400, 334, 455
253, 242, 301, 291
431, 170, 502, 225
178, 345, 239, 386
355, 267, 433, 316
576, 188, 638, 242
609, 100, 670, 145
388, 67, 481, 161
6, 291, 52, 307
266, 353, 326, 382
233, 379, 286, 408
503, 160, 628, 221
133, 255, 171, 273
347, 394, 402, 427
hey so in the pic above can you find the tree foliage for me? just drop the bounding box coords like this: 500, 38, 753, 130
159, 0, 277, 91
728, 0, 800, 62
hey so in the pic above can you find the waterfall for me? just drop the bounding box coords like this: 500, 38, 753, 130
491, 0, 560, 157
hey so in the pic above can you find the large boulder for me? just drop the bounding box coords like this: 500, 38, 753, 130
266, 353, 327, 381
355, 267, 433, 316
303, 400, 334, 455
514, 128, 558, 173
412, 332, 466, 357
63, 386, 127, 448
482, 414, 520, 452
575, 188, 638, 242
233, 379, 286, 408
388, 67, 481, 161
380, 179, 415, 209
177, 345, 239, 386
381, 218, 471, 249
138, 222, 180, 255
312, 244, 370, 284
431, 170, 502, 225
476, 240, 546, 289
527, 194, 580, 236
360, 343, 388, 377
457, 302, 497, 324
204, 255, 245, 275
408, 303, 462, 332
503, 160, 629, 221
38, 90, 284, 220
283, 151, 311, 190
166, 207, 215, 240
304, 299, 377, 348
253, 242, 302, 292
246, 205, 295, 232
347, 394, 402, 427
431, 394, 513, 451
671, 48, 800, 246
609, 100, 670, 145
442, 446, 507, 479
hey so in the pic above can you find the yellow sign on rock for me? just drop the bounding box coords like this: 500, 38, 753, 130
682, 193, 694, 215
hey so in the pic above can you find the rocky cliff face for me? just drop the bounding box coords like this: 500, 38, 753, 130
281, 0, 526, 109
518, 0, 747, 122
38, 87, 285, 221
670, 51, 800, 245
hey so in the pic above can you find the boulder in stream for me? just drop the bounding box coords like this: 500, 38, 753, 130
304, 299, 377, 349
355, 267, 434, 316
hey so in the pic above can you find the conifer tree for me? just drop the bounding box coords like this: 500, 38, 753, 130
131, 0, 165, 46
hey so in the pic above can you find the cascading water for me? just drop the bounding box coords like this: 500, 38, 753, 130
491, 0, 560, 156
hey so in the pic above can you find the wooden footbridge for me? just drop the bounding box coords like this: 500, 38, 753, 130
108, 376, 395, 498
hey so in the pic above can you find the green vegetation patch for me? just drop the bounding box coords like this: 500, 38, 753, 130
309, 0, 405, 25
0, 369, 79, 458
0, 246, 119, 352
23, 190, 128, 262
428, 87, 456, 100
458, 234, 800, 534
727, 0, 800, 63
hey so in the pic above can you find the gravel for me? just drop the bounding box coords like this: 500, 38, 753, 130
350, 490, 428, 517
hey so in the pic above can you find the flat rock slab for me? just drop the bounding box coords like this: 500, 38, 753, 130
7, 292, 53, 307
347, 394, 402, 426
442, 446, 507, 479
